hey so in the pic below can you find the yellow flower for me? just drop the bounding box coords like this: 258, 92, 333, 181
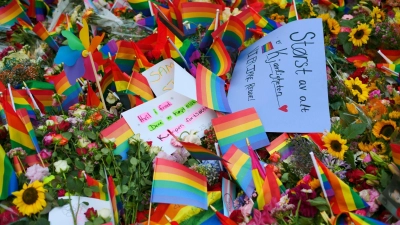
346, 103, 358, 114
309, 178, 321, 190
327, 18, 340, 35
304, 0, 316, 17
344, 77, 369, 102
12, 180, 47, 216
370, 6, 385, 23
372, 120, 397, 140
358, 142, 374, 152
270, 13, 285, 23
272, 0, 287, 9
348, 23, 372, 47
389, 111, 400, 120
318, 13, 330, 22
373, 141, 387, 154
370, 19, 375, 27
323, 131, 349, 160
393, 95, 400, 105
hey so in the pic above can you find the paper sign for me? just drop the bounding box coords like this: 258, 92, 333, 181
123, 65, 216, 154
48, 196, 113, 225
227, 19, 330, 133
142, 59, 191, 97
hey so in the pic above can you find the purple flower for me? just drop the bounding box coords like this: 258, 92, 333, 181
25, 164, 50, 182
39, 149, 52, 160
43, 134, 54, 146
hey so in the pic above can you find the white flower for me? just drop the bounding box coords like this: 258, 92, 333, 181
45, 120, 55, 126
102, 137, 116, 144
54, 160, 70, 173
128, 134, 141, 144
78, 137, 91, 148
231, 8, 241, 16
149, 146, 161, 155
300, 188, 313, 193
72, 109, 86, 118
37, 125, 47, 131
183, 21, 191, 30
330, 116, 340, 123
182, 131, 201, 145
106, 93, 117, 104
222, 7, 231, 23
98, 208, 112, 220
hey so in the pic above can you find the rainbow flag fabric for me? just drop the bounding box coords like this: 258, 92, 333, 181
100, 71, 116, 99
110, 62, 130, 92
100, 117, 134, 159
2, 100, 36, 154
390, 143, 400, 166
196, 64, 231, 113
199, 18, 216, 51
35, 0, 49, 21
128, 0, 151, 16
137, 16, 156, 28
16, 108, 41, 153
86, 85, 103, 109
212, 107, 269, 154
17, 18, 32, 30
115, 40, 136, 74
181, 2, 222, 35
222, 145, 255, 198
288, 3, 297, 22
126, 72, 154, 102
249, 144, 267, 210
265, 133, 294, 160
107, 176, 120, 225
0, 144, 18, 200
168, 130, 223, 161
261, 42, 274, 53
25, 80, 55, 91
235, 8, 256, 40
334, 212, 387, 225
117, 92, 143, 109
33, 22, 59, 51
206, 37, 231, 76
181, 195, 224, 225
0, 0, 32, 26
85, 174, 109, 201
380, 49, 400, 63
213, 16, 245, 50
250, 8, 279, 33
221, 177, 236, 216
6, 89, 36, 120
30, 90, 55, 114
167, 0, 183, 30
151, 158, 208, 209
0, 103, 7, 125
313, 156, 368, 214
100, 40, 118, 59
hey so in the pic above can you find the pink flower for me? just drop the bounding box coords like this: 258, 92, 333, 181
39, 149, 52, 160
87, 142, 99, 150
25, 164, 50, 182
170, 137, 183, 148
43, 134, 54, 146
342, 14, 353, 20
355, 209, 367, 216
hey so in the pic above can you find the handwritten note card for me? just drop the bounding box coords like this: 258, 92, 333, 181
48, 196, 113, 225
227, 19, 330, 133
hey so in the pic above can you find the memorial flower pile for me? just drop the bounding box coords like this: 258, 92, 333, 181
2, 0, 400, 224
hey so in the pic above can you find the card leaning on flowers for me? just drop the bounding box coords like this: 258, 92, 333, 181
3, 0, 400, 224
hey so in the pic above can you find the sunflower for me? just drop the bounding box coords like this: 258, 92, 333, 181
346, 103, 358, 114
389, 111, 400, 120
318, 13, 330, 22
373, 141, 387, 154
344, 77, 369, 102
372, 120, 397, 140
348, 23, 372, 47
370, 7, 385, 23
358, 142, 374, 152
323, 131, 349, 160
12, 180, 46, 216
327, 18, 340, 35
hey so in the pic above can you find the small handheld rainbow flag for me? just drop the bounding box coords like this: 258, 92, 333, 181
333, 212, 387, 225
126, 72, 154, 102
390, 143, 400, 166
85, 173, 109, 201
35, 0, 50, 22
16, 108, 41, 153
151, 158, 208, 209
213, 16, 245, 50
127, 0, 152, 16
261, 42, 273, 53
206, 37, 231, 76
107, 176, 121, 225
181, 2, 222, 35
235, 8, 256, 40
100, 117, 134, 159
86, 85, 103, 109
0, 0, 32, 26
0, 144, 18, 200
196, 64, 231, 113
265, 133, 294, 160
33, 22, 59, 51
168, 130, 223, 161
115, 40, 136, 74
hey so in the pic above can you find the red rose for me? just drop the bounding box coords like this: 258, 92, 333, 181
58, 121, 71, 132
76, 148, 88, 156
58, 189, 66, 197
365, 165, 378, 175
229, 210, 245, 223
309, 166, 318, 179
59, 137, 68, 146
14, 43, 23, 50
52, 134, 63, 144
346, 169, 365, 184
84, 207, 98, 221
269, 152, 281, 163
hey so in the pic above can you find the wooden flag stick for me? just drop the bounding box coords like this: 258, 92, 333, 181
88, 51, 108, 112
382, 66, 399, 76
164, 215, 172, 222
293, 0, 299, 20
125, 72, 134, 93
7, 83, 16, 111
215, 9, 220, 30
167, 36, 191, 70
378, 50, 393, 64
22, 81, 44, 116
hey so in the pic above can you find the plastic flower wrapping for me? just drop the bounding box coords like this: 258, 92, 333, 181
3, 0, 400, 224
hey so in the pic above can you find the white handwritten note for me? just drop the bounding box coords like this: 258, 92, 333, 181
142, 59, 179, 96
228, 19, 330, 133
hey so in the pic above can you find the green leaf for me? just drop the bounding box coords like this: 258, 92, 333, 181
308, 197, 330, 212
35, 218, 50, 225
90, 185, 100, 192
121, 185, 129, 194
85, 131, 97, 140
344, 150, 356, 169
39, 203, 52, 215
45, 192, 54, 201
339, 20, 355, 27
101, 148, 110, 155
337, 32, 349, 44
343, 123, 367, 140
330, 101, 342, 110
130, 157, 138, 166
57, 198, 70, 207
85, 221, 94, 225
94, 154, 102, 161
66, 177, 76, 192
93, 217, 104, 225
106, 155, 112, 165
343, 41, 353, 55
75, 160, 85, 170
84, 188, 93, 197
281, 173, 289, 183
82, 201, 89, 206
380, 169, 389, 188
61, 132, 72, 140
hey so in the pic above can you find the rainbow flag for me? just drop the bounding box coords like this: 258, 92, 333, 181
33, 22, 59, 51
0, 103, 6, 125
249, 144, 267, 210
0, 0, 32, 26
261, 42, 274, 53
17, 18, 32, 30
86, 85, 103, 109
30, 89, 54, 113
115, 40, 136, 74
3, 100, 36, 154
152, 158, 208, 209
334, 212, 387, 225
0, 144, 18, 200
206, 37, 231, 76
131, 41, 154, 72
16, 108, 41, 153
167, 0, 183, 30
213, 16, 245, 50
236, 8, 256, 40
222, 145, 255, 198
100, 71, 116, 99
380, 49, 400, 63
263, 165, 282, 206
265, 133, 294, 160
118, 92, 143, 109
100, 117, 134, 159
181, 2, 222, 35
128, 0, 151, 16
35, 0, 49, 21
250, 8, 279, 33
196, 64, 231, 113
126, 72, 154, 102
85, 174, 109, 201
168, 130, 223, 161
100, 40, 118, 59
275, 171, 286, 193
318, 0, 339, 10
108, 176, 120, 225
390, 143, 400, 166
13, 156, 23, 176
6, 89, 36, 120
137, 16, 156, 28
288, 3, 297, 22
379, 63, 400, 73
45, 71, 82, 111
199, 18, 216, 51
221, 177, 236, 216
110, 62, 130, 92
231, 0, 245, 9
181, 195, 224, 225
313, 156, 368, 214
212, 107, 269, 154
25, 80, 55, 91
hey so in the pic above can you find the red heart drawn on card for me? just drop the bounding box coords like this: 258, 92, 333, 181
279, 105, 288, 112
